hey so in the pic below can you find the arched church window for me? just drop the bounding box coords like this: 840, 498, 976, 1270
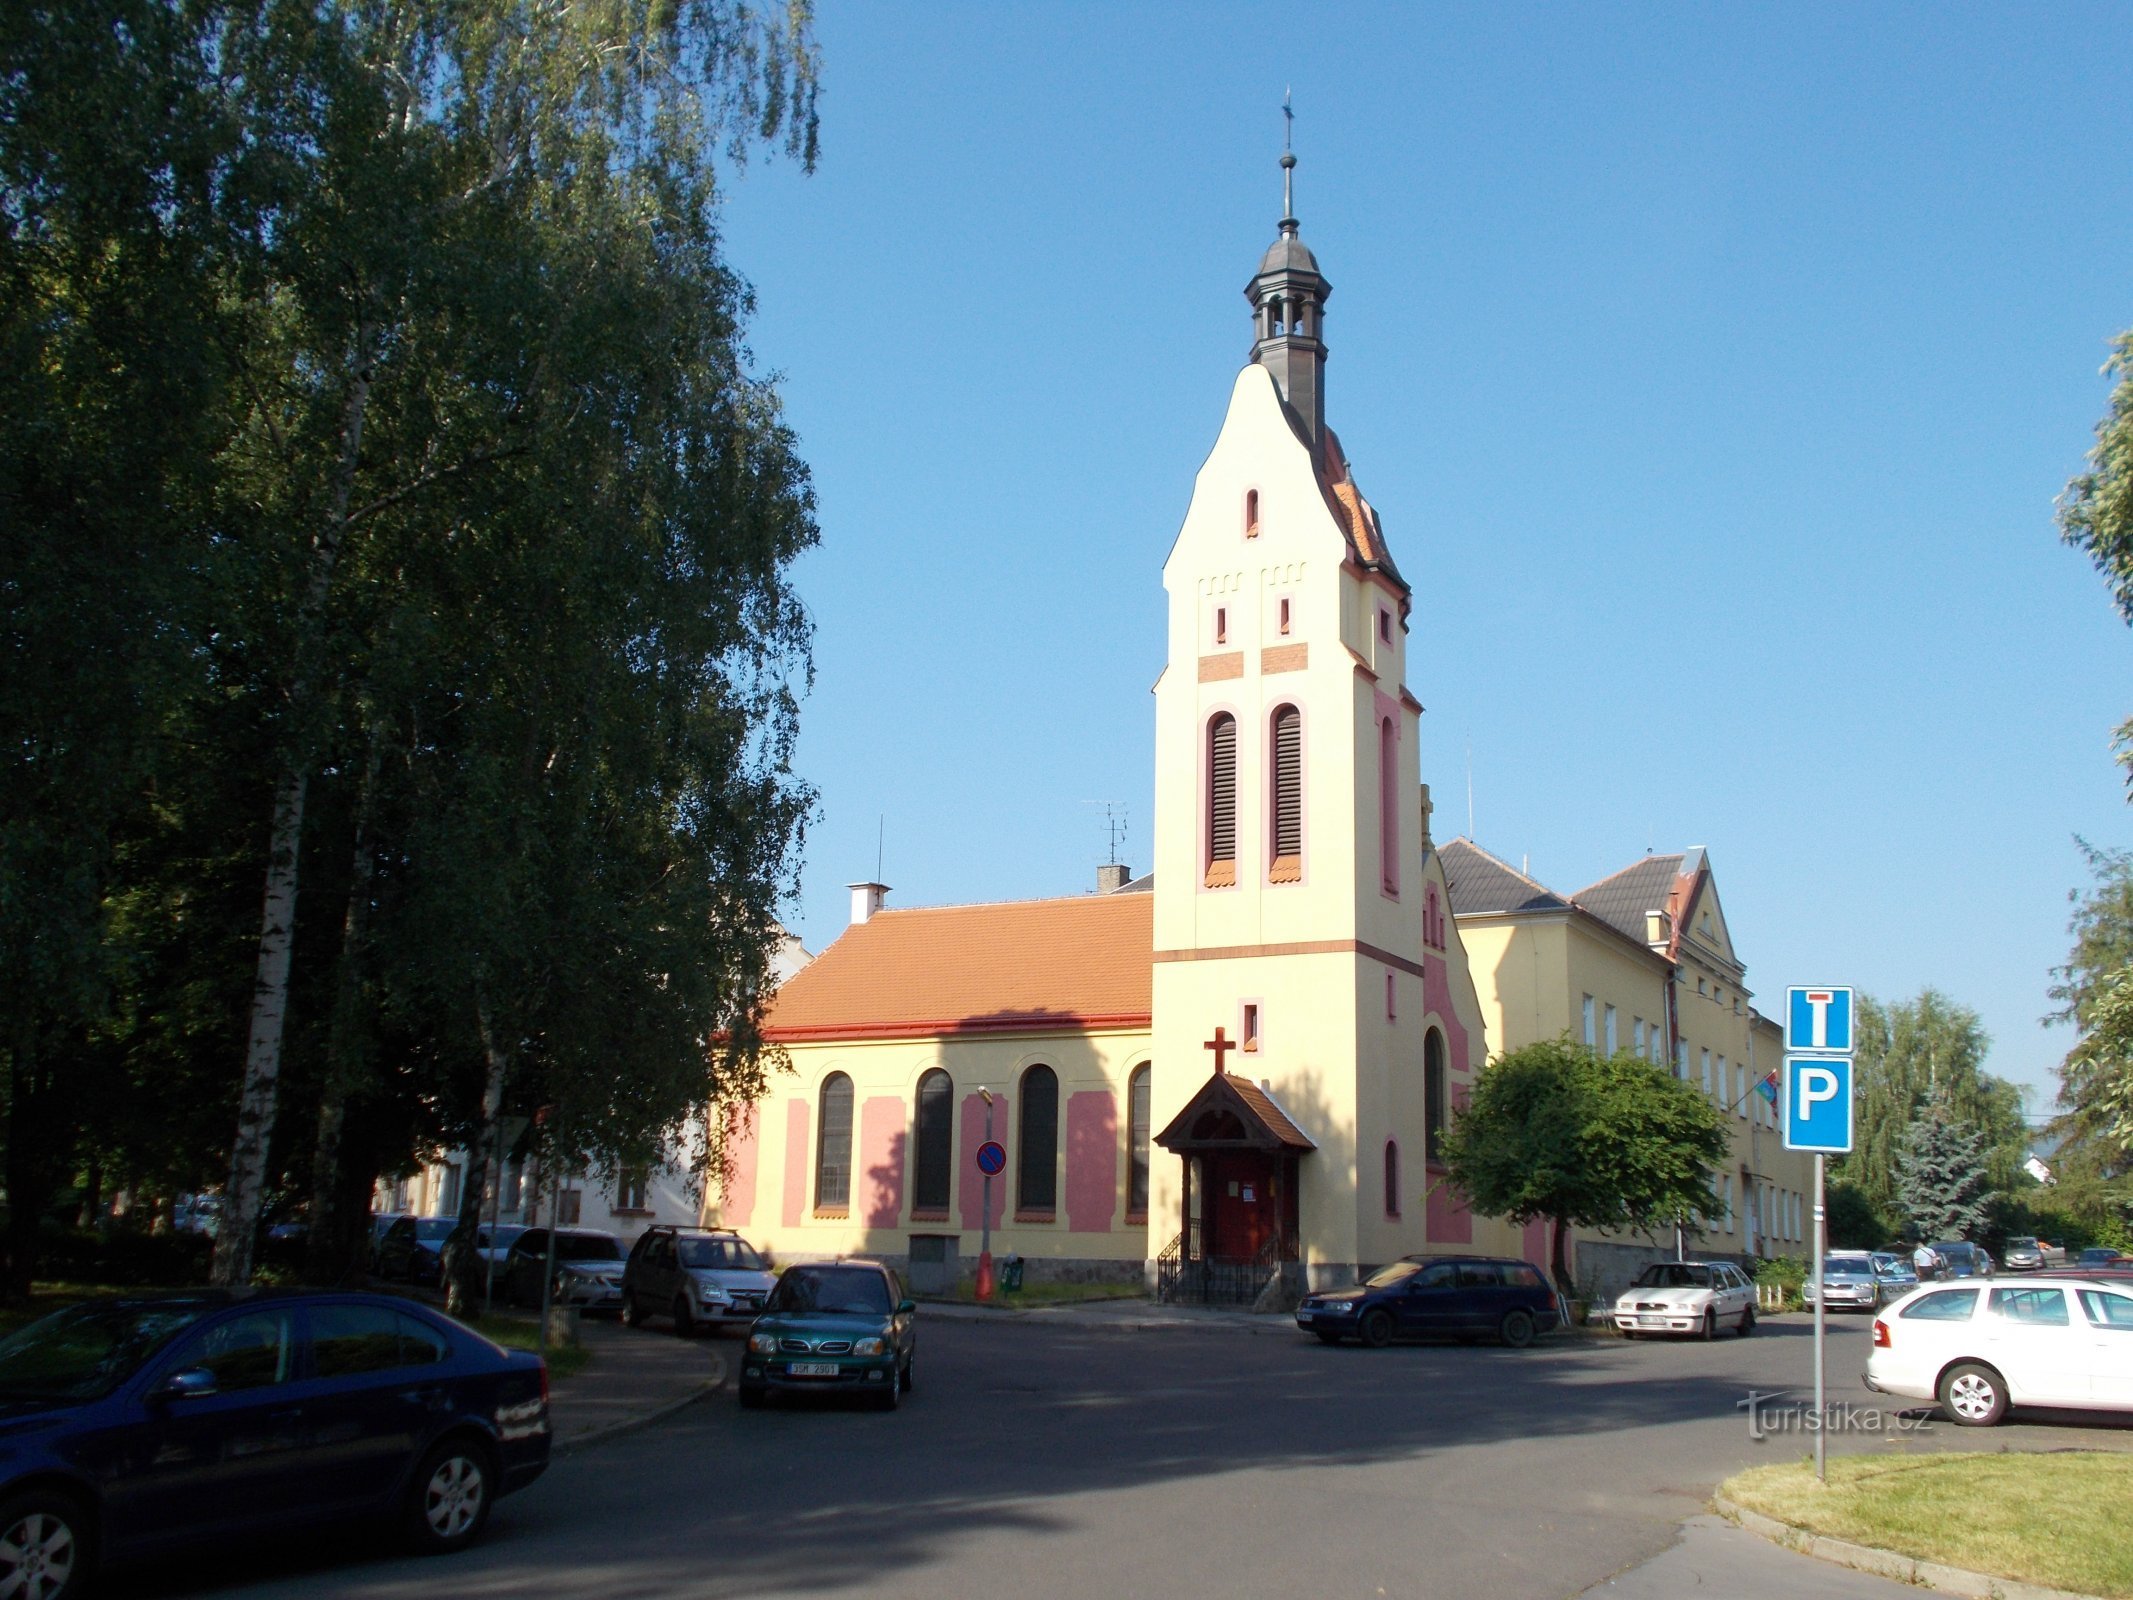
815, 1073, 853, 1213
912, 1069, 952, 1214
1424, 1032, 1448, 1167
1205, 713, 1237, 888
1384, 1140, 1401, 1219
1126, 1065, 1151, 1219
1269, 704, 1303, 882
1018, 1065, 1058, 1213
1245, 489, 1260, 537
1379, 717, 1398, 895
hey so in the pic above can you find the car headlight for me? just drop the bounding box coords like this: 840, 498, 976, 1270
747, 1331, 778, 1354
852, 1337, 887, 1356
699, 1286, 732, 1306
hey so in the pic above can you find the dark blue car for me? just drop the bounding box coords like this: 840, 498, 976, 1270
1296, 1255, 1564, 1348
0, 1290, 549, 1599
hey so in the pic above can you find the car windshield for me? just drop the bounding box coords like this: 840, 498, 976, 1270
477, 1226, 524, 1249
414, 1219, 455, 1241
0, 1299, 217, 1403
1826, 1255, 1873, 1273
1871, 1254, 1908, 1274
554, 1234, 622, 1262
2006, 1237, 2037, 1250
1932, 1242, 1970, 1256
1632, 1264, 1714, 1289
1363, 1260, 1424, 1289
768, 1267, 893, 1316
679, 1237, 766, 1271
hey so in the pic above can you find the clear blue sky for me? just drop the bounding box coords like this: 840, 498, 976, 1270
717, 3, 2133, 1121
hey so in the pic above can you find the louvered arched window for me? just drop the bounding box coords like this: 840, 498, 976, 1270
1379, 716, 1398, 894
1269, 704, 1303, 882
1205, 713, 1237, 888
1018, 1065, 1058, 1212
1126, 1065, 1151, 1219
815, 1073, 853, 1213
912, 1069, 952, 1213
1424, 1031, 1448, 1166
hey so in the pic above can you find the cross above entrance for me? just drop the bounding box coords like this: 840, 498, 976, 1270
1204, 1026, 1236, 1075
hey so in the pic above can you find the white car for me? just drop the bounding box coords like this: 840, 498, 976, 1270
1865, 1275, 2133, 1425
1613, 1260, 1759, 1339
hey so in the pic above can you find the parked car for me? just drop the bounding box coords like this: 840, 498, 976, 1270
1611, 1260, 1758, 1339
1803, 1251, 1885, 1312
1296, 1255, 1563, 1348
2000, 1236, 2045, 1273
1870, 1252, 1919, 1295
501, 1229, 627, 1314
2039, 1240, 2068, 1267
1865, 1275, 2133, 1425
621, 1227, 777, 1336
0, 1290, 549, 1597
375, 1216, 456, 1286
474, 1224, 528, 1268
1929, 1241, 1993, 1279
738, 1260, 916, 1410
2077, 1247, 2129, 1269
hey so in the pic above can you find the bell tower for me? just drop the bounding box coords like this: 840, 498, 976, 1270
1245, 125, 1331, 447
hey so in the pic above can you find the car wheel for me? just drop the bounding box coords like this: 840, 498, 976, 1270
1700, 1309, 1717, 1341
1737, 1306, 1756, 1337
1939, 1361, 2008, 1427
405, 1435, 495, 1554
0, 1489, 93, 1600
620, 1293, 644, 1329
672, 1296, 697, 1338
875, 1369, 901, 1411
1359, 1309, 1395, 1349
1313, 1329, 1344, 1345
1499, 1308, 1537, 1349
900, 1357, 914, 1394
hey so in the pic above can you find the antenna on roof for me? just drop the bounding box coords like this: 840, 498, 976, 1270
1083, 801, 1129, 866
876, 815, 884, 884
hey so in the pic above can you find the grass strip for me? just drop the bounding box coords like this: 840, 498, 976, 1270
462, 1315, 593, 1380
1723, 1451, 2133, 1598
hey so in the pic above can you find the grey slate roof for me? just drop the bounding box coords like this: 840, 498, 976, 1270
1570, 855, 1686, 945
1438, 839, 1570, 917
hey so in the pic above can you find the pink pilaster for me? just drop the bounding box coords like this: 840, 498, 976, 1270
781, 1099, 809, 1228
719, 1104, 759, 1227
1063, 1090, 1118, 1234
859, 1096, 905, 1229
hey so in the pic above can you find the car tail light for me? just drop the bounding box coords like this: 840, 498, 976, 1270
1872, 1318, 1890, 1348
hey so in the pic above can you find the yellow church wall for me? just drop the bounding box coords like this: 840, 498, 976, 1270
708, 1027, 1154, 1279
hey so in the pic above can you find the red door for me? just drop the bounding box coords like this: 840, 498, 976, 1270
1207, 1152, 1276, 1261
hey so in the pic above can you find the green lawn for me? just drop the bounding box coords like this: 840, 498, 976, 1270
459, 1315, 592, 1380
1723, 1452, 2133, 1598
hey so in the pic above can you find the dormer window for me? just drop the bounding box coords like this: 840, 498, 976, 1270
1245, 490, 1260, 538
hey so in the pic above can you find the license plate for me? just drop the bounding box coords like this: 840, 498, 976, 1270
788, 1362, 838, 1377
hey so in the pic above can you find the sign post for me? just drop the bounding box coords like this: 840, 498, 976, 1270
975, 1091, 1002, 1302
1784, 987, 1855, 1484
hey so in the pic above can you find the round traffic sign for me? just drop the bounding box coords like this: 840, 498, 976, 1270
975, 1140, 1006, 1176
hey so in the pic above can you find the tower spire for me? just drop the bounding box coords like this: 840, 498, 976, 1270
1281, 88, 1296, 227
1246, 91, 1331, 446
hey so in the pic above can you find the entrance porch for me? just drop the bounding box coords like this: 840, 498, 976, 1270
1152, 1071, 1313, 1308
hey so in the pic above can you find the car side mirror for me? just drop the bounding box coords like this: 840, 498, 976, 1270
154, 1367, 219, 1402
896, 1299, 916, 1316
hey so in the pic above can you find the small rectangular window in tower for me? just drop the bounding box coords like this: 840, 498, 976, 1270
1245, 489, 1260, 537
1214, 606, 1227, 646
1241, 1003, 1260, 1053
1386, 972, 1396, 1019
1378, 607, 1392, 643
1278, 596, 1291, 635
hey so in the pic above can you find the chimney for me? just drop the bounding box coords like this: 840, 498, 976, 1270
848, 882, 889, 926
1096, 863, 1131, 894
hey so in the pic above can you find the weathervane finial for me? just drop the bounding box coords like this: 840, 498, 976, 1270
1279, 89, 1298, 229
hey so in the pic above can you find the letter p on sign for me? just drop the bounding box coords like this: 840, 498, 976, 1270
1782, 1055, 1854, 1154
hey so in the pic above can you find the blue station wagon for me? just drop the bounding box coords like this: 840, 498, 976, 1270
1297, 1256, 1563, 1348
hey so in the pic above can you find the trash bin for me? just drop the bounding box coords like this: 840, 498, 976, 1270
1001, 1254, 1025, 1293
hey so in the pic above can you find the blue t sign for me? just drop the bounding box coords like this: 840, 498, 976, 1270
1783, 1055, 1855, 1154
1786, 986, 1854, 1054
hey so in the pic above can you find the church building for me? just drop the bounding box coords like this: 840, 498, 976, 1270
713, 150, 1535, 1300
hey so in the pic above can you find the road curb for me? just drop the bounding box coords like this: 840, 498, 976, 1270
554, 1353, 727, 1457
1711, 1493, 2105, 1600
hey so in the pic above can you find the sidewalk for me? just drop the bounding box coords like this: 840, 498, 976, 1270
543, 1317, 729, 1453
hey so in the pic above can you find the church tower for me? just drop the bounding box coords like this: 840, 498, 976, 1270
1148, 138, 1481, 1294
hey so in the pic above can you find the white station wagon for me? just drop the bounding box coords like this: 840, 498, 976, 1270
1865, 1275, 2133, 1425
1612, 1260, 1759, 1339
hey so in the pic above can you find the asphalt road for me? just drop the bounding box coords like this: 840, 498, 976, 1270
111, 1312, 2132, 1600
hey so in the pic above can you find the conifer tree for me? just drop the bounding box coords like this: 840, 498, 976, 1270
1894, 1096, 1993, 1243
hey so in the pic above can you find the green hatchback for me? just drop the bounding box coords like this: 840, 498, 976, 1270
740, 1261, 917, 1411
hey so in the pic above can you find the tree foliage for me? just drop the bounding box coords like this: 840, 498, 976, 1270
1, 0, 822, 1295
2059, 330, 2133, 782
2048, 840, 2133, 1169
1439, 1038, 1732, 1296
1894, 1095, 1994, 1244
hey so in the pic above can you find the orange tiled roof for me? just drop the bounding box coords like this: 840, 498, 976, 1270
763, 892, 1153, 1042
1320, 426, 1404, 588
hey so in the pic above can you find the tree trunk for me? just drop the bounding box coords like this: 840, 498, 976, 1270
445, 995, 509, 1317
212, 326, 375, 1288
1549, 1216, 1574, 1300
75, 1157, 103, 1231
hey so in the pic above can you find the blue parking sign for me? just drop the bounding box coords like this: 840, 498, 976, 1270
1786, 987, 1853, 1054
1783, 1055, 1854, 1154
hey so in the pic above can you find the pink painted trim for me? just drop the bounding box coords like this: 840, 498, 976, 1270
720, 1104, 759, 1227
1064, 1090, 1118, 1234
780, 1099, 809, 1229
858, 1096, 905, 1229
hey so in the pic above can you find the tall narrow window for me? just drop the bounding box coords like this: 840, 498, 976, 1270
1214, 606, 1227, 645
1127, 1066, 1151, 1218
1424, 1029, 1448, 1165
1384, 1141, 1401, 1218
1245, 489, 1260, 537
1205, 713, 1237, 887
1604, 1004, 1618, 1055
1379, 717, 1398, 894
1582, 995, 1596, 1047
1278, 596, 1291, 634
1241, 1003, 1261, 1052
912, 1069, 953, 1213
1269, 704, 1303, 881
1018, 1065, 1058, 1213
815, 1073, 853, 1213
